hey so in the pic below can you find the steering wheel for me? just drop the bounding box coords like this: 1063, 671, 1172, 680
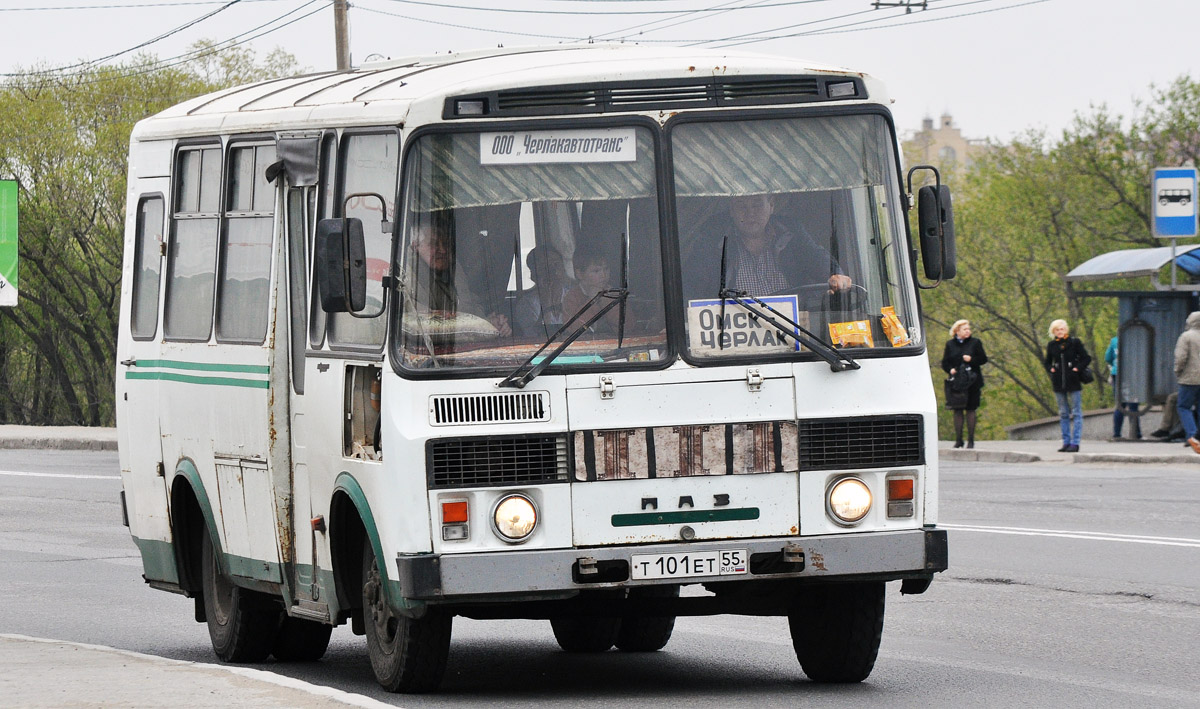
767, 283, 869, 312
823, 284, 870, 314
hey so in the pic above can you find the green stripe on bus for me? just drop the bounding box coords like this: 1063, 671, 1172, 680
126, 371, 270, 389
611, 507, 760, 527
133, 359, 270, 374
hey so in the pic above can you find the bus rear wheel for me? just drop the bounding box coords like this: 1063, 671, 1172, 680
272, 616, 333, 662
200, 529, 280, 662
361, 540, 452, 693
787, 581, 885, 683
616, 586, 678, 652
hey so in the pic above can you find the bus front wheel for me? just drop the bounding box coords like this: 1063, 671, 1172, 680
550, 616, 621, 652
200, 529, 280, 662
361, 540, 452, 693
615, 586, 678, 652
787, 581, 885, 683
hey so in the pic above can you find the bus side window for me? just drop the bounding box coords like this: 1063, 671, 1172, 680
216, 143, 276, 344
327, 131, 396, 350
131, 195, 165, 340
164, 145, 221, 341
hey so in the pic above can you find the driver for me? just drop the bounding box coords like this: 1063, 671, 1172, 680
406, 209, 511, 337
684, 193, 852, 300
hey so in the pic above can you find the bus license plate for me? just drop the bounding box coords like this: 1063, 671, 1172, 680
631, 549, 748, 580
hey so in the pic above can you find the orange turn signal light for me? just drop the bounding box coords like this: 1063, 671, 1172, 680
887, 478, 914, 501
441, 501, 469, 524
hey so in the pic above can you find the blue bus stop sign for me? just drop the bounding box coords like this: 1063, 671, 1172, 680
1152, 166, 1199, 237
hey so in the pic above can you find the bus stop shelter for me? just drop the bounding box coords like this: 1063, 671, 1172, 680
1065, 244, 1200, 407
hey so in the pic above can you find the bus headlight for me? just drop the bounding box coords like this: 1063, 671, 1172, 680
827, 477, 872, 525
492, 494, 538, 543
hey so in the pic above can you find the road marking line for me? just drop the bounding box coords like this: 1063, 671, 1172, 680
941, 523, 1200, 548
0, 634, 399, 709
0, 470, 121, 480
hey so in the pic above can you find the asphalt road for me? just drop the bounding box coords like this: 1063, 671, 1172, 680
1, 449, 1197, 707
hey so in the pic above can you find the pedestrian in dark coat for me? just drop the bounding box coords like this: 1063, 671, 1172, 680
1044, 319, 1092, 452
941, 319, 988, 448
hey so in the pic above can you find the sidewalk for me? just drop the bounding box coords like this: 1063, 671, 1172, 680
0, 635, 393, 708
938, 436, 1200, 465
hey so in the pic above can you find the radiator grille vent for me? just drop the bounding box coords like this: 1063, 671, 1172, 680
430, 392, 549, 426
428, 435, 570, 488
798, 415, 923, 471
453, 75, 851, 118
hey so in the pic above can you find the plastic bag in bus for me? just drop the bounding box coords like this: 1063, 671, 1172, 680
879, 306, 911, 347
828, 319, 874, 348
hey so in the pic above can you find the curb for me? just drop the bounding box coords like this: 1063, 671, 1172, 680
939, 449, 1042, 463
0, 437, 118, 451
1073, 453, 1200, 465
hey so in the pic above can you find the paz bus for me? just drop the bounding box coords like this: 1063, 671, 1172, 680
116, 44, 955, 693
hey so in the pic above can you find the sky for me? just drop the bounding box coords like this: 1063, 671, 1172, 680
1, 0, 1198, 143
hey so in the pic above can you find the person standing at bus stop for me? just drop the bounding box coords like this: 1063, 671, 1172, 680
1045, 319, 1091, 453
1173, 311, 1200, 455
1105, 335, 1141, 440
941, 319, 987, 448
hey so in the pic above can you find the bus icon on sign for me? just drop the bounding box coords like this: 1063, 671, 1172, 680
1158, 188, 1191, 206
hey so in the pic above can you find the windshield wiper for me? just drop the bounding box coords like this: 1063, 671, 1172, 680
716, 236, 859, 373
497, 287, 629, 389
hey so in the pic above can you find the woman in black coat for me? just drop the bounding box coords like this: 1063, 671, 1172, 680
1044, 319, 1092, 452
942, 319, 988, 448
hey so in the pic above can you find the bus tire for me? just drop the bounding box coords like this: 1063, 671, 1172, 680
615, 586, 678, 652
200, 529, 280, 663
550, 617, 620, 653
362, 539, 451, 693
272, 616, 333, 662
787, 581, 885, 683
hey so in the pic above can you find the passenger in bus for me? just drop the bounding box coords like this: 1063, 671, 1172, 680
683, 193, 852, 301
563, 247, 622, 334
513, 246, 571, 337
406, 210, 511, 337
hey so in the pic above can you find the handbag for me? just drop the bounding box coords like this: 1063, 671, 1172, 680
944, 375, 970, 409
1078, 366, 1095, 384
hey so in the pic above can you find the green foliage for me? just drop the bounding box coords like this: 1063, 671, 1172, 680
918, 79, 1200, 440
0, 44, 301, 425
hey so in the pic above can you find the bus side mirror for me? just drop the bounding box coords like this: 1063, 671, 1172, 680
917, 184, 956, 281
316, 217, 367, 313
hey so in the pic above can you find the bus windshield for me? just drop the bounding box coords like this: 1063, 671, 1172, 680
673, 113, 920, 360
395, 125, 668, 371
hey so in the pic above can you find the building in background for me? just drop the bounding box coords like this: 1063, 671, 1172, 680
903, 113, 991, 174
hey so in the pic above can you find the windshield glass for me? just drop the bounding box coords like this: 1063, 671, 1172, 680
673, 113, 920, 360
395, 126, 667, 371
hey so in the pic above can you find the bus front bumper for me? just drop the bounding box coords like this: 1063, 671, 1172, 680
393, 527, 947, 601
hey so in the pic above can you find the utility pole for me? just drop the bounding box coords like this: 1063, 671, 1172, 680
334, 0, 351, 71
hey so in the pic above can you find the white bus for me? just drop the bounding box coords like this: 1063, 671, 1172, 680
116, 44, 954, 693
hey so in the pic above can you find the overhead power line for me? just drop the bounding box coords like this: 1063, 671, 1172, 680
0, 0, 289, 10
9, 0, 330, 84
7, 0, 246, 77
375, 0, 836, 15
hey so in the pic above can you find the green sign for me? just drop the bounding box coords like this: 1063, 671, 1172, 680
0, 179, 16, 306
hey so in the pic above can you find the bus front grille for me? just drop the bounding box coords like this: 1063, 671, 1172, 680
428, 434, 570, 488
429, 391, 550, 426
797, 415, 924, 471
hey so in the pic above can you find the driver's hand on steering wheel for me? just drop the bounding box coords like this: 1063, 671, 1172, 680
827, 274, 852, 294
